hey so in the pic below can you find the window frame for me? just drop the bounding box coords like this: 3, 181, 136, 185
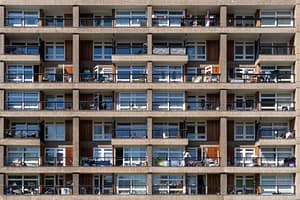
234, 121, 255, 141
44, 42, 65, 61
44, 121, 65, 141
234, 41, 255, 61
117, 175, 147, 194
93, 42, 113, 61
186, 41, 206, 61
92, 121, 113, 141
153, 92, 185, 111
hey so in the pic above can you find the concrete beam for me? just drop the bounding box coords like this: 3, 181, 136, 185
219, 34, 227, 83
73, 34, 80, 83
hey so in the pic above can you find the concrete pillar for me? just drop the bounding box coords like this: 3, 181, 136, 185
296, 117, 300, 198
73, 117, 80, 167
219, 34, 227, 83
147, 117, 152, 139
72, 173, 79, 195
295, 4, 300, 33
147, 173, 152, 194
147, 145, 152, 167
72, 5, 80, 27
0, 6, 4, 27
147, 6, 152, 27
0, 34, 5, 54
72, 89, 79, 111
0, 174, 4, 195
0, 62, 4, 83
220, 173, 227, 195
0, 118, 4, 139
220, 6, 227, 27
147, 89, 152, 111
0, 90, 4, 110
147, 61, 152, 83
73, 34, 80, 83
0, 146, 4, 167
220, 89, 227, 111
219, 118, 227, 167
147, 33, 152, 55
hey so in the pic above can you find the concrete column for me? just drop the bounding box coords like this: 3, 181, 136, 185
72, 173, 79, 195
220, 89, 227, 111
219, 34, 227, 83
147, 145, 152, 167
72, 89, 79, 111
220, 173, 227, 195
147, 173, 152, 194
0, 146, 4, 167
219, 118, 227, 167
73, 117, 80, 167
147, 117, 152, 139
0, 34, 5, 54
0, 6, 4, 27
147, 61, 152, 83
147, 6, 152, 27
0, 118, 4, 139
0, 62, 4, 83
147, 33, 152, 55
295, 116, 300, 197
72, 5, 80, 27
147, 89, 152, 111
295, 4, 300, 33
0, 174, 4, 195
73, 34, 80, 83
0, 90, 4, 110
220, 6, 227, 27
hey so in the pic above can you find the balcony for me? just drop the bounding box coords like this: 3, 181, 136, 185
227, 17, 295, 28
80, 73, 146, 83
153, 157, 220, 167
81, 156, 148, 167
152, 16, 219, 27
0, 45, 41, 62
5, 72, 73, 83
227, 101, 295, 112
4, 129, 39, 139
5, 185, 73, 195
5, 101, 73, 111
256, 46, 296, 65
227, 157, 296, 167
5, 156, 73, 167
5, 17, 73, 27
79, 17, 147, 27
153, 101, 220, 111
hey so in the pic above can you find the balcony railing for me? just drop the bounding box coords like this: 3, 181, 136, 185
227, 101, 295, 111
227, 17, 294, 27
44, 157, 73, 166
228, 157, 296, 167
80, 73, 147, 83
4, 45, 40, 55
5, 185, 73, 195
79, 100, 113, 111
153, 101, 220, 111
5, 17, 73, 27
4, 129, 40, 138
228, 72, 295, 83
115, 128, 147, 138
152, 46, 186, 55
80, 17, 147, 27
258, 129, 295, 139
5, 101, 73, 111
81, 157, 148, 167
153, 157, 220, 167
152, 16, 219, 27
5, 73, 73, 83
5, 157, 73, 167
259, 46, 294, 55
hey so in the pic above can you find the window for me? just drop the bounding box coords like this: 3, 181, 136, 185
261, 175, 294, 194
93, 147, 112, 166
9, 122, 40, 138
153, 66, 183, 82
7, 175, 39, 195
93, 42, 112, 60
45, 42, 65, 61
45, 95, 65, 110
93, 122, 113, 141
9, 41, 39, 55
153, 175, 185, 194
118, 93, 147, 111
260, 11, 293, 27
115, 11, 146, 27
234, 95, 255, 111
117, 175, 147, 194
45, 16, 64, 27
44, 175, 68, 195
117, 66, 146, 83
116, 43, 145, 55
260, 147, 294, 167
123, 147, 147, 166
234, 148, 255, 166
7, 11, 39, 27
187, 95, 206, 110
186, 122, 206, 140
93, 175, 113, 194
7, 92, 39, 110
260, 65, 294, 83
260, 42, 290, 55
152, 11, 184, 27
6, 65, 34, 83
234, 15, 255, 27
7, 147, 40, 167
235, 176, 255, 194
260, 93, 293, 111
153, 123, 179, 138
234, 41, 254, 61
259, 122, 289, 139
116, 123, 147, 138
153, 93, 184, 111
45, 148, 65, 166
45, 122, 65, 141
153, 147, 184, 167
187, 42, 206, 60
93, 16, 112, 27
234, 122, 255, 141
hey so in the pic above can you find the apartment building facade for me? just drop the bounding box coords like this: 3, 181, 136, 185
0, 0, 299, 200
